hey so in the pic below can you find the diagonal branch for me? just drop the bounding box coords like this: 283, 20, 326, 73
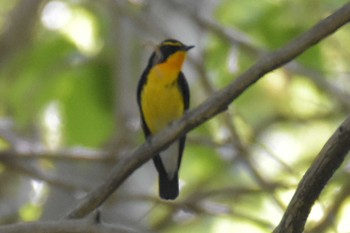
65, 2, 350, 220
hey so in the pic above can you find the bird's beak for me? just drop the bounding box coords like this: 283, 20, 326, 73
183, 45, 195, 51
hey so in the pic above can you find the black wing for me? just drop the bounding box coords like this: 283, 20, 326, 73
177, 72, 190, 167
137, 65, 152, 138
178, 72, 190, 110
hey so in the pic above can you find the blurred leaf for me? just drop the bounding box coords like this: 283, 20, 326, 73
19, 203, 42, 221
182, 144, 224, 185
1, 30, 114, 146
62, 60, 114, 146
1, 34, 77, 127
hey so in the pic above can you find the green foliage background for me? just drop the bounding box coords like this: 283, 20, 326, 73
0, 0, 350, 232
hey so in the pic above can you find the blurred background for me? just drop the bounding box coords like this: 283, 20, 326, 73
0, 0, 350, 232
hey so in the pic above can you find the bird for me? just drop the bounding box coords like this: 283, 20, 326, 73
137, 39, 193, 200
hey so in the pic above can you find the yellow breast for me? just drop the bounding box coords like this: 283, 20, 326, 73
141, 61, 185, 134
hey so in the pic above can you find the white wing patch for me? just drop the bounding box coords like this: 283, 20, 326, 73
160, 141, 179, 179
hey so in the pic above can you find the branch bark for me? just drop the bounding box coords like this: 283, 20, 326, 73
64, 1, 350, 223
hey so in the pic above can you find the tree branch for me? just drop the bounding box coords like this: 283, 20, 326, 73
273, 115, 350, 233
0, 148, 110, 162
64, 2, 350, 220
0, 219, 153, 233
1, 154, 91, 192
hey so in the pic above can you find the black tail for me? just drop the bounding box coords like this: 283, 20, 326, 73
159, 172, 179, 200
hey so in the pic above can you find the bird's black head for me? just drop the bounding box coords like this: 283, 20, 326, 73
148, 39, 194, 67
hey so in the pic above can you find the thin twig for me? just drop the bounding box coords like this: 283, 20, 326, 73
0, 148, 111, 162
1, 157, 91, 192
0, 219, 154, 233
